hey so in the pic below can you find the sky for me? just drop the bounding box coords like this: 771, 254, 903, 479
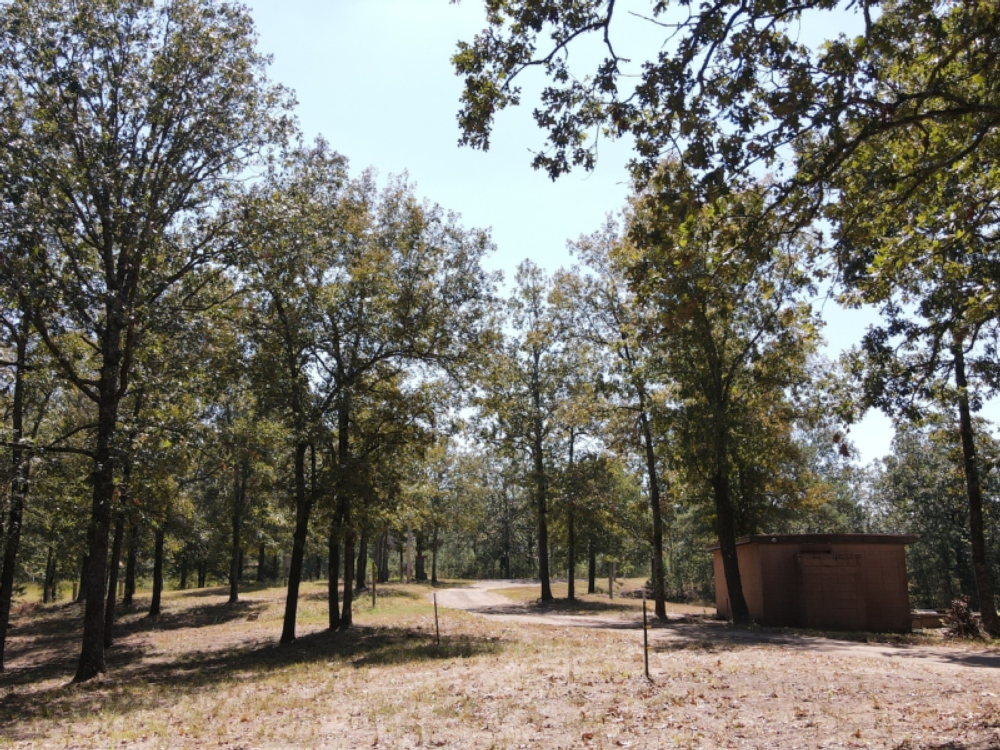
240, 0, 992, 465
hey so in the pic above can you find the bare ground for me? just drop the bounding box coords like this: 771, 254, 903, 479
1, 580, 999, 750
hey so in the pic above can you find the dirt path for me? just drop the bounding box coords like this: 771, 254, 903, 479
433, 579, 1000, 676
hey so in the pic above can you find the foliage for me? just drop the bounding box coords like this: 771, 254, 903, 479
943, 595, 987, 640
454, 0, 1000, 202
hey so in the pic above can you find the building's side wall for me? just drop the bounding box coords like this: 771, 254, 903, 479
795, 553, 867, 631
833, 543, 911, 633
714, 538, 913, 632
738, 543, 764, 621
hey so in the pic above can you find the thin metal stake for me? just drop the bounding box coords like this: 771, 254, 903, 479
434, 592, 440, 646
643, 591, 651, 681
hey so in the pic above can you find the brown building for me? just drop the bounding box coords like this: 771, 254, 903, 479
710, 534, 918, 633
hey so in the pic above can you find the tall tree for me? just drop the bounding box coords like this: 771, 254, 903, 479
833, 123, 1000, 632
0, 0, 289, 681
480, 262, 576, 602
558, 234, 672, 618
625, 168, 821, 625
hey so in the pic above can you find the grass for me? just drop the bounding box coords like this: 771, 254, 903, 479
2, 581, 1000, 749
492, 578, 714, 617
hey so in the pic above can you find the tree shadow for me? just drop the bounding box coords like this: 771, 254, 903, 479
0, 625, 504, 733
0, 599, 270, 692
113, 599, 267, 637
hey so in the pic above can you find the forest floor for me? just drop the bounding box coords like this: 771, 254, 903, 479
1, 579, 999, 750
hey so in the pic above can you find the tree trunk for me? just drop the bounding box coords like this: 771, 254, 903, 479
713, 464, 751, 625
103, 512, 125, 648
123, 522, 138, 606
0, 324, 28, 672
149, 527, 165, 618
532, 424, 553, 602
179, 556, 188, 590
229, 460, 247, 605
355, 532, 368, 591
257, 543, 266, 583
341, 527, 355, 628
338, 401, 355, 629
953, 341, 999, 635
74, 312, 126, 682
280, 442, 312, 644
637, 402, 668, 620
328, 516, 341, 630
77, 555, 89, 603
198, 560, 207, 589
588, 538, 596, 594
44, 546, 56, 604
378, 532, 390, 583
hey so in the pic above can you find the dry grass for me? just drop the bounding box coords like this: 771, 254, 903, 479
494, 578, 714, 618
2, 582, 999, 749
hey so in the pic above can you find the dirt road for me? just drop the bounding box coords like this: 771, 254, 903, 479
433, 579, 1000, 676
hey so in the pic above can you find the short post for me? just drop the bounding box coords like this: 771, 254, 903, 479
434, 592, 440, 646
643, 591, 651, 681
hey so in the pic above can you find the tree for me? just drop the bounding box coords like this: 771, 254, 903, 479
479, 262, 580, 602
0, 0, 290, 681
558, 231, 673, 618
832, 126, 1000, 632
241, 146, 497, 637
870, 422, 1000, 611
624, 168, 821, 625
454, 0, 1000, 201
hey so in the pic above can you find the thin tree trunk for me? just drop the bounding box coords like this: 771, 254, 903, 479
339, 401, 355, 629
953, 340, 999, 635
179, 556, 188, 590
281, 442, 312, 644
229, 459, 248, 605
355, 532, 368, 591
0, 323, 28, 672
588, 538, 596, 594
44, 546, 56, 604
257, 543, 266, 583
103, 512, 125, 648
532, 421, 553, 602
148, 527, 165, 618
567, 431, 576, 602
123, 522, 138, 606
328, 515, 341, 630
637, 404, 668, 620
341, 528, 355, 627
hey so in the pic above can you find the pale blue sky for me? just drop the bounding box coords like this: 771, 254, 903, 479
243, 0, 997, 465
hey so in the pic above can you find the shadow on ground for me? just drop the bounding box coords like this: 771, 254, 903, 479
0, 623, 504, 733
